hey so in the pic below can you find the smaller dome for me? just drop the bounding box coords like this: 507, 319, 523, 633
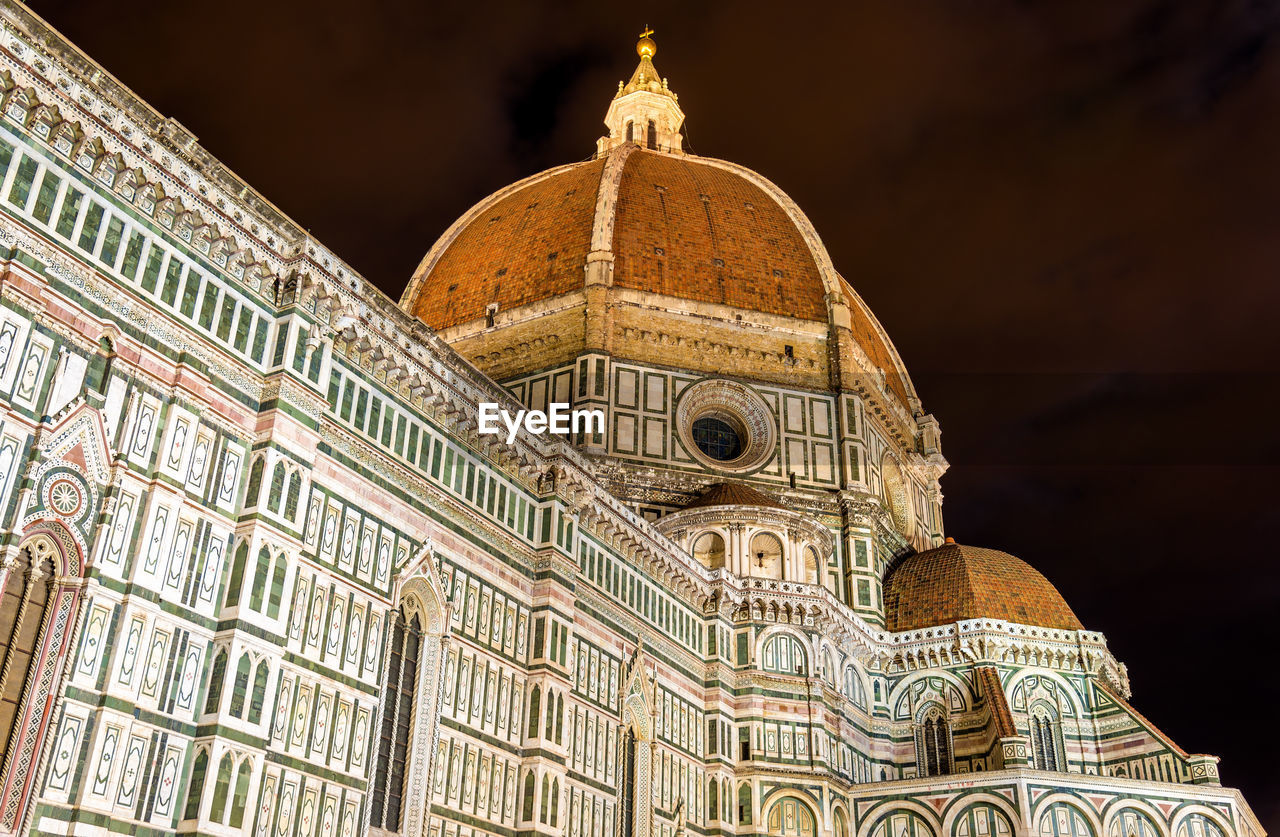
884, 543, 1082, 632
684, 482, 784, 510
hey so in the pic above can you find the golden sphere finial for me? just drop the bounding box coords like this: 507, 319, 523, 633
637, 26, 656, 59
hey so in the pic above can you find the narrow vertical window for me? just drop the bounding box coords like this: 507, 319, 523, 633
647, 119, 657, 150
229, 760, 252, 827
209, 754, 233, 822
621, 728, 637, 837
371, 607, 423, 833
183, 749, 208, 820
248, 662, 269, 724
229, 654, 251, 717
204, 650, 227, 714
249, 548, 271, 612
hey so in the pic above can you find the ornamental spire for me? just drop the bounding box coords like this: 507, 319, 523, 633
597, 27, 686, 156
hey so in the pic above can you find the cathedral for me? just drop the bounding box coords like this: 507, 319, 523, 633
0, 5, 1263, 837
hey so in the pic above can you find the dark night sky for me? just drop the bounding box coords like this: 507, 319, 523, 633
34, 0, 1280, 822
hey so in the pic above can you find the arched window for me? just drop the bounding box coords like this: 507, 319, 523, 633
545, 689, 556, 739
267, 462, 286, 513
1030, 704, 1063, 771
760, 633, 807, 676
204, 650, 227, 714
555, 693, 564, 743
527, 685, 541, 738
183, 749, 208, 820
550, 777, 559, 826
749, 532, 783, 579
708, 778, 719, 821
284, 472, 301, 520
209, 754, 233, 822
0, 541, 53, 766
245, 457, 264, 506
249, 547, 271, 611
267, 557, 288, 619
692, 531, 725, 570
647, 119, 657, 150
248, 661, 269, 724
224, 543, 248, 607
521, 771, 535, 822
915, 706, 953, 777
540, 774, 550, 823
737, 783, 752, 825
626, 121, 634, 143
229, 654, 251, 717
370, 607, 422, 832
229, 760, 252, 827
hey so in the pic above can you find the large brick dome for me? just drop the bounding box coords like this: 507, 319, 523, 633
400, 145, 918, 409
404, 148, 831, 329
884, 542, 1083, 632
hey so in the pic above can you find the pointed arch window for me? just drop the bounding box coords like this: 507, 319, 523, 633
209, 753, 234, 822
183, 749, 208, 820
229, 760, 252, 827
245, 457, 265, 506
1030, 704, 1063, 771
647, 119, 657, 150
915, 706, 953, 777
527, 685, 541, 739
737, 782, 752, 825
626, 121, 634, 143
204, 649, 227, 715
284, 471, 301, 520
224, 543, 248, 607
248, 661, 269, 724
267, 461, 286, 513
249, 547, 271, 611
229, 654, 251, 717
521, 771, 535, 822
267, 556, 288, 619
370, 606, 422, 833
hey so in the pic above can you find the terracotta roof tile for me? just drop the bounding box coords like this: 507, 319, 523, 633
411, 159, 605, 329
884, 543, 1082, 632
612, 151, 827, 321
684, 482, 785, 510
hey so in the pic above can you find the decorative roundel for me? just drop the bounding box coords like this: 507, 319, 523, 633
675, 379, 776, 473
45, 475, 85, 519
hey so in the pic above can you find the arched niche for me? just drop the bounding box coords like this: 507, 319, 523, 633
749, 531, 784, 580
691, 531, 725, 570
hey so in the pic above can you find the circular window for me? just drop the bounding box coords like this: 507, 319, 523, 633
691, 416, 743, 461
675, 379, 777, 473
